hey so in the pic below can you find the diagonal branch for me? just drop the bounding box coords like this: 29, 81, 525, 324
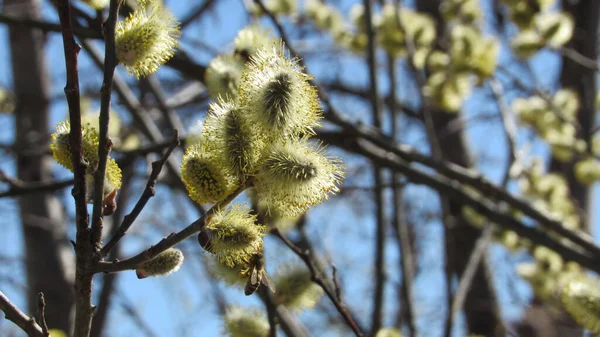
94, 181, 250, 274
101, 131, 180, 257
0, 291, 46, 337
273, 228, 365, 337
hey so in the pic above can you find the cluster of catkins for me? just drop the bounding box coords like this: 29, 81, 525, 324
183, 25, 342, 300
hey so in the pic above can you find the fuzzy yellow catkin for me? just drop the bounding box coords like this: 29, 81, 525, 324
561, 276, 600, 333
115, 0, 180, 78
204, 54, 245, 99
223, 306, 269, 337
375, 328, 403, 337
180, 144, 236, 204
274, 264, 323, 311
238, 45, 321, 139
202, 99, 265, 180
136, 248, 184, 278
255, 138, 345, 218
204, 204, 266, 267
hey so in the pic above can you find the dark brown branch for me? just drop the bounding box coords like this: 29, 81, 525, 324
56, 0, 95, 336
362, 0, 386, 334
90, 0, 122, 246
0, 13, 101, 38
36, 293, 49, 336
273, 229, 365, 337
318, 124, 600, 259
445, 226, 494, 337
91, 162, 135, 337
94, 182, 249, 274
101, 131, 180, 257
260, 288, 279, 337
141, 76, 185, 134
341, 137, 600, 273
180, 0, 217, 28
0, 291, 46, 337
387, 49, 417, 336
0, 176, 73, 199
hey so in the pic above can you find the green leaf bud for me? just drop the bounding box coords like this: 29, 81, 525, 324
203, 99, 265, 180
136, 248, 184, 278
274, 264, 323, 311
223, 306, 269, 337
115, 0, 180, 78
204, 204, 266, 267
180, 144, 237, 205
238, 46, 322, 138
255, 139, 344, 218
205, 54, 245, 100
561, 275, 600, 333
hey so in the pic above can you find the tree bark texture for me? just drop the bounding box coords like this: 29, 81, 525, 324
5, 0, 74, 332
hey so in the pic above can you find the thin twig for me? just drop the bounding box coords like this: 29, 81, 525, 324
445, 226, 494, 337
94, 181, 249, 274
273, 229, 365, 337
90, 0, 122, 245
0, 178, 73, 198
0, 291, 46, 337
0, 13, 101, 38
387, 50, 417, 336
101, 131, 180, 257
331, 265, 342, 302
345, 138, 600, 272
318, 125, 600, 260
260, 288, 279, 337
362, 0, 386, 334
180, 0, 216, 28
36, 293, 50, 336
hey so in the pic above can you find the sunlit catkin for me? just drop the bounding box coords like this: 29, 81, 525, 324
180, 144, 236, 205
223, 306, 269, 337
203, 99, 264, 180
136, 248, 184, 278
115, 0, 180, 78
238, 46, 321, 138
204, 204, 266, 267
255, 139, 345, 218
561, 275, 600, 333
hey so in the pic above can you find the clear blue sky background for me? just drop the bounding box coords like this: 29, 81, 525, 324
1, 0, 599, 336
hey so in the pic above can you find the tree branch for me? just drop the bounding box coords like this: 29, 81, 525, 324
94, 182, 249, 274
90, 0, 122, 245
0, 291, 46, 337
36, 293, 50, 336
273, 229, 365, 337
101, 131, 180, 257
